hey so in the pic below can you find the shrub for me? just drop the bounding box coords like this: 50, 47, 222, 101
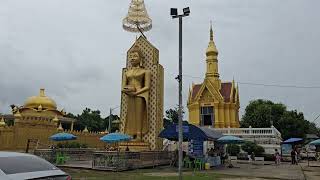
227, 144, 240, 156
56, 142, 88, 148
263, 154, 274, 161
255, 145, 265, 156
241, 141, 265, 156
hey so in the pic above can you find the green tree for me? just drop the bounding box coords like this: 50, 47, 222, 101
241, 99, 320, 140
241, 99, 286, 128
227, 144, 240, 156
163, 106, 185, 128
73, 108, 105, 132
278, 110, 312, 140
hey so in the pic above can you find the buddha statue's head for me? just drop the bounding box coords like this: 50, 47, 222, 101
129, 45, 143, 67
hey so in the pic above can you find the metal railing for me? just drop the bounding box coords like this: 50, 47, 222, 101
92, 151, 174, 171
34, 148, 94, 163
212, 126, 282, 139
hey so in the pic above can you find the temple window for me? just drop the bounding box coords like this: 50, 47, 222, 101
200, 106, 214, 126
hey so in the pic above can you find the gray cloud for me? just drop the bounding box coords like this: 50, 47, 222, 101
0, 0, 320, 125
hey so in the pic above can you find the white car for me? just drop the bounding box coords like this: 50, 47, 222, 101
0, 151, 71, 180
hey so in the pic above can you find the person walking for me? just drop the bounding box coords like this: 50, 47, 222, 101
274, 149, 281, 165
291, 149, 296, 164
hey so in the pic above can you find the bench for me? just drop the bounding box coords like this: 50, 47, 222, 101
253, 157, 264, 165
230, 156, 238, 165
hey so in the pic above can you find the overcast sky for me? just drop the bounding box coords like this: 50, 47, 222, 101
0, 0, 319, 125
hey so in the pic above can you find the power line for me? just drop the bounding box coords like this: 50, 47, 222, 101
179, 73, 320, 89
312, 114, 320, 122
238, 82, 320, 89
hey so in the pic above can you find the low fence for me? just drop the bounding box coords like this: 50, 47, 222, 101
34, 148, 94, 163
34, 149, 174, 171
92, 151, 174, 171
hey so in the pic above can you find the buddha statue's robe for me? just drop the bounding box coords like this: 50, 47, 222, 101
122, 67, 151, 140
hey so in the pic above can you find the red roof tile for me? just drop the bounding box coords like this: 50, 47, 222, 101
191, 82, 235, 103
220, 82, 232, 102
191, 84, 202, 100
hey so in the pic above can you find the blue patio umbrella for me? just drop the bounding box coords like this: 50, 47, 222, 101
50, 132, 77, 141
217, 135, 244, 168
158, 122, 208, 141
100, 133, 132, 144
217, 135, 244, 144
282, 138, 303, 144
309, 139, 320, 146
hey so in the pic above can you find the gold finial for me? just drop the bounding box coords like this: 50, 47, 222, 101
53, 115, 59, 123
14, 110, 22, 118
38, 104, 43, 111
210, 21, 213, 41
83, 126, 89, 133
57, 123, 64, 131
40, 88, 45, 97
206, 21, 218, 55
0, 117, 6, 127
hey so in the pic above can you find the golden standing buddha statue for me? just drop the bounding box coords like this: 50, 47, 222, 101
122, 46, 151, 141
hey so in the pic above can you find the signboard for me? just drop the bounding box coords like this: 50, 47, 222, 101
189, 140, 204, 157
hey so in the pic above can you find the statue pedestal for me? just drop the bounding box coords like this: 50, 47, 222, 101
119, 141, 150, 152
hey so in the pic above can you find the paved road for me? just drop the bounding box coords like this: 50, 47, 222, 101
212, 163, 305, 180
60, 160, 320, 180
299, 161, 320, 180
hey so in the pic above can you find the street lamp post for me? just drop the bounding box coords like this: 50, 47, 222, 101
170, 7, 190, 180
107, 106, 120, 133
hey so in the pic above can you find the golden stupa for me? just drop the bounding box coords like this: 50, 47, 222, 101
24, 89, 57, 110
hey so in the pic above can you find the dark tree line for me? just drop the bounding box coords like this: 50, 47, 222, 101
66, 108, 119, 132
241, 99, 319, 140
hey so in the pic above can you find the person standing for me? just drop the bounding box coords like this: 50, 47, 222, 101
250, 152, 255, 162
295, 149, 298, 164
291, 149, 296, 164
274, 149, 280, 165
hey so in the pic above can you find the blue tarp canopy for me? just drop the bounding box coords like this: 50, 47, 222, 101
50, 132, 77, 141
100, 133, 132, 144
217, 135, 244, 144
158, 122, 209, 141
309, 139, 320, 146
282, 138, 303, 144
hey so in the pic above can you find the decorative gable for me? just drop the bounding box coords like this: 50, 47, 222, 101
194, 79, 224, 103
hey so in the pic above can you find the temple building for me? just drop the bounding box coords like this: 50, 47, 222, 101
9, 88, 76, 130
187, 25, 240, 128
0, 88, 105, 151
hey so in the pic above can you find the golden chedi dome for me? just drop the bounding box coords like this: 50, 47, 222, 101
24, 89, 57, 110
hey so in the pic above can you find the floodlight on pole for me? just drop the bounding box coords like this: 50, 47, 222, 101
170, 7, 190, 180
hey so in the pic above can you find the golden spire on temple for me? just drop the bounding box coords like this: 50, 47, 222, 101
206, 22, 218, 55
123, 0, 152, 33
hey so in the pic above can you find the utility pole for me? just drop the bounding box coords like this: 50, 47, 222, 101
170, 7, 190, 180
106, 106, 120, 133
108, 108, 113, 132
